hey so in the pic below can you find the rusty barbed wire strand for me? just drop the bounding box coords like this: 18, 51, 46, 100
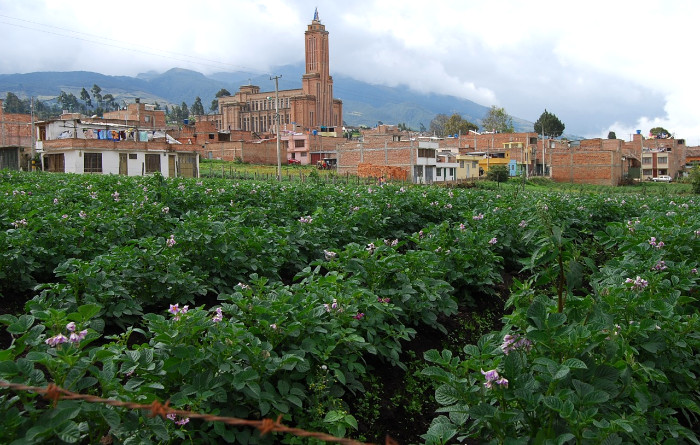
0, 381, 377, 445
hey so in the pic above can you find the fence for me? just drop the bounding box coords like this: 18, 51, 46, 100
0, 381, 395, 444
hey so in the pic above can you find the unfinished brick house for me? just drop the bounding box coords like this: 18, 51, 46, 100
0, 99, 33, 170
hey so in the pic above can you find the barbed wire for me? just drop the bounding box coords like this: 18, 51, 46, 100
0, 381, 387, 445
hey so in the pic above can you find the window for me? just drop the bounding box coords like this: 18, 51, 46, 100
84, 153, 102, 173
145, 154, 161, 173
436, 168, 442, 177
295, 139, 305, 148
657, 156, 668, 164
45, 154, 65, 172
643, 169, 652, 176
300, 152, 307, 157
642, 157, 652, 165
460, 161, 464, 168
128, 153, 137, 160
418, 148, 435, 158
144, 116, 151, 123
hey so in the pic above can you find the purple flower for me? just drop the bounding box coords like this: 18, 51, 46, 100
324, 250, 337, 260
653, 260, 667, 271
473, 213, 484, 220
354, 312, 365, 320
366, 243, 376, 253
625, 276, 648, 291
488, 237, 498, 245
166, 235, 176, 247
519, 220, 527, 228
69, 330, 88, 344
45, 333, 68, 347
212, 307, 223, 323
162, 206, 170, 214
481, 368, 505, 389
111, 191, 120, 202
169, 304, 180, 315
269, 323, 277, 330
11, 219, 27, 228
66, 322, 76, 332
501, 333, 532, 355
299, 216, 313, 223
459, 223, 466, 231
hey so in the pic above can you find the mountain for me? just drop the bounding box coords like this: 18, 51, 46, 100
0, 67, 535, 132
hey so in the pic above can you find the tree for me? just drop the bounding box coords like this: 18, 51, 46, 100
419, 123, 427, 133
191, 97, 205, 116
80, 88, 92, 109
690, 166, 700, 194
210, 99, 219, 113
102, 94, 116, 111
91, 84, 103, 108
444, 113, 478, 137
533, 109, 565, 138
481, 106, 514, 133
57, 91, 80, 112
215, 88, 231, 98
3, 92, 27, 113
650, 127, 671, 138
487, 165, 509, 183
429, 113, 450, 137
607, 131, 617, 139
180, 102, 190, 120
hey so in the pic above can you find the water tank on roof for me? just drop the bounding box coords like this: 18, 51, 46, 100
312, 130, 318, 136
184, 119, 189, 125
636, 129, 641, 134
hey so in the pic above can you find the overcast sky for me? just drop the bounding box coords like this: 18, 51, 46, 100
1, 0, 697, 142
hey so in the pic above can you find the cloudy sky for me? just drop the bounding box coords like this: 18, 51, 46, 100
1, 0, 697, 141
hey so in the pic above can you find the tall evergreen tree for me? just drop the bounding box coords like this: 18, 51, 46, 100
533, 109, 565, 138
80, 88, 92, 109
191, 97, 205, 116
3, 92, 27, 113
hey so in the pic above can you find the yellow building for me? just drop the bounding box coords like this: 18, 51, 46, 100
456, 152, 485, 178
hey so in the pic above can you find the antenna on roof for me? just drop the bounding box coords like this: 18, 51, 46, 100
313, 7, 319, 21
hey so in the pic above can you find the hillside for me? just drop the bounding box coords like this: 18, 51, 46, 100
0, 67, 535, 132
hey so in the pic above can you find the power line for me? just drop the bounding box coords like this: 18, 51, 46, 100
0, 14, 271, 75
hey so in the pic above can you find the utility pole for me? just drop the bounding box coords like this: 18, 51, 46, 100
270, 75, 282, 181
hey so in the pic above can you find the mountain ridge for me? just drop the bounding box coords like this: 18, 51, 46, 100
0, 67, 536, 132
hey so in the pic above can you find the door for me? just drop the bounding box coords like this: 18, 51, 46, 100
119, 153, 127, 175
169, 155, 176, 177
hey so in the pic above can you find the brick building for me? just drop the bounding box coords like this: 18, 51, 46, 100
622, 133, 687, 180
0, 99, 34, 170
215, 9, 342, 135
35, 106, 199, 177
102, 98, 166, 129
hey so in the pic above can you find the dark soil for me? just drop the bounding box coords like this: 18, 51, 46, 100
348, 278, 510, 444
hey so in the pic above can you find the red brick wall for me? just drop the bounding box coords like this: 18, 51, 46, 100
549, 150, 622, 185
0, 101, 33, 147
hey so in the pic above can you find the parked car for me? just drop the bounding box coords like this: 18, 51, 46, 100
287, 159, 301, 165
652, 175, 672, 182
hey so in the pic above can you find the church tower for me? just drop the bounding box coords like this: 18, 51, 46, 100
302, 8, 334, 129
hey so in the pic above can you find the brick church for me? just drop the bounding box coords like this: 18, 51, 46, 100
216, 9, 343, 135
